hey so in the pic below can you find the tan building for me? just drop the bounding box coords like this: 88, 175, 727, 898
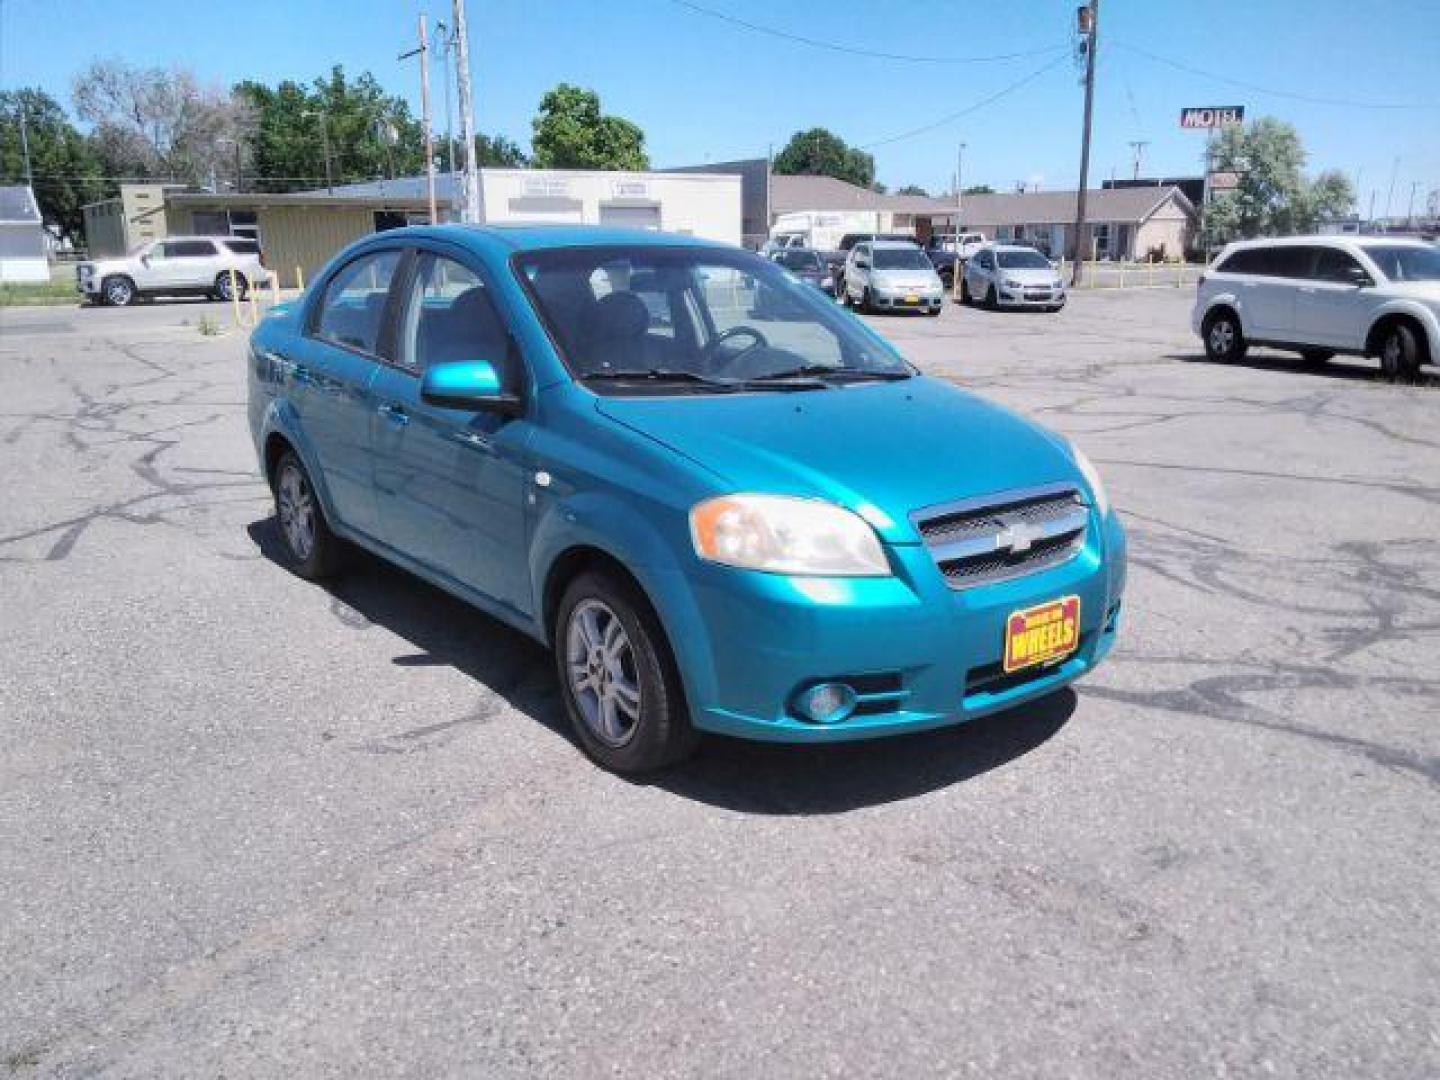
83, 169, 742, 289
81, 184, 186, 256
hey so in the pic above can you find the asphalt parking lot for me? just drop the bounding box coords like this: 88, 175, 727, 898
2, 290, 1437, 1078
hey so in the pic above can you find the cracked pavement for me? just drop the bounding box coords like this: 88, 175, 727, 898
1, 292, 1436, 1078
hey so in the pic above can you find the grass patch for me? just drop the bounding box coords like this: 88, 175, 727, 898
0, 280, 78, 307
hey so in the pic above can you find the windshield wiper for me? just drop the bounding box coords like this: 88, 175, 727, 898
750, 364, 914, 382
579, 368, 827, 392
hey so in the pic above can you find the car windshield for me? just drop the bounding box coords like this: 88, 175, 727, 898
1361, 244, 1440, 282
997, 250, 1052, 269
872, 248, 931, 270
518, 245, 910, 393
778, 250, 822, 271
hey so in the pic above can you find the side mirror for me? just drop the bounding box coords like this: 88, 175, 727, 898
420, 359, 522, 414
1345, 265, 1373, 287
140, 254, 152, 267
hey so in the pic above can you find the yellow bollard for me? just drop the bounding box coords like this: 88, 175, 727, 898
228, 267, 241, 325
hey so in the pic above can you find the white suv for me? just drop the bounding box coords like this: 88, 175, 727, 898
1193, 236, 1440, 380
77, 235, 273, 307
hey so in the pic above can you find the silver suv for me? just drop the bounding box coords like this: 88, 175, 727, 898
77, 235, 273, 307
1193, 236, 1440, 380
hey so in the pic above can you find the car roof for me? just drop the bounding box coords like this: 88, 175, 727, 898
1222, 235, 1432, 250
981, 242, 1044, 252
359, 223, 734, 255
870, 240, 922, 249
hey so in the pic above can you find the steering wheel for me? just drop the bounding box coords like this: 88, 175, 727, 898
704, 325, 770, 377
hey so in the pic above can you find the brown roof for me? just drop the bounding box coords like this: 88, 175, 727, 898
770, 173, 1194, 225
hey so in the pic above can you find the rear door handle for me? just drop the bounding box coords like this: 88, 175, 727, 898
377, 402, 410, 426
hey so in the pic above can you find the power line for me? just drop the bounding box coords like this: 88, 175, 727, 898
860, 55, 1068, 149
665, 0, 1068, 64
1114, 41, 1439, 110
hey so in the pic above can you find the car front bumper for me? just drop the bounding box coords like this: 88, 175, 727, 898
669, 511, 1126, 742
998, 286, 1066, 308
871, 287, 944, 311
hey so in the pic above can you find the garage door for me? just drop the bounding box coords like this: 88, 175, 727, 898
599, 204, 661, 230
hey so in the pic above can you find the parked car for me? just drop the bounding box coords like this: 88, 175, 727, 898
841, 241, 945, 315
924, 232, 989, 286
248, 225, 1125, 772
830, 232, 916, 298
76, 235, 272, 307
961, 243, 1067, 311
1193, 236, 1440, 380
768, 247, 836, 297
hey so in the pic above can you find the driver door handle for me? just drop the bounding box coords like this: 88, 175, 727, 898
377, 402, 410, 426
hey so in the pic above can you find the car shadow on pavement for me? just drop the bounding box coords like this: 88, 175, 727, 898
1171, 351, 1439, 386
248, 517, 1075, 811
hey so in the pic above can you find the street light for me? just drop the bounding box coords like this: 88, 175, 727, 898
216, 137, 243, 194
303, 109, 334, 194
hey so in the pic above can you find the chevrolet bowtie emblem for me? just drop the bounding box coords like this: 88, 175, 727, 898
995, 522, 1038, 554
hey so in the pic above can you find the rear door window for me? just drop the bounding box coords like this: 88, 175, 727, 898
1312, 247, 1364, 283
313, 249, 403, 356
168, 239, 218, 259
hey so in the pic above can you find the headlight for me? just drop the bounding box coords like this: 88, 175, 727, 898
690, 494, 890, 576
1070, 445, 1110, 517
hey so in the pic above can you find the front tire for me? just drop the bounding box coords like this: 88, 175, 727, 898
272, 451, 343, 579
101, 275, 136, 307
556, 571, 698, 773
960, 277, 972, 305
1377, 322, 1423, 382
1202, 308, 1247, 363
984, 284, 998, 310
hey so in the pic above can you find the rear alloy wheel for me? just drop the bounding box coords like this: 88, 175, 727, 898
1300, 348, 1334, 366
557, 571, 697, 773
273, 451, 343, 579
102, 275, 135, 307
1202, 308, 1247, 363
1377, 322, 1422, 382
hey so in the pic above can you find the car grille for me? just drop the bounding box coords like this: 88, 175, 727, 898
1024, 289, 1053, 301
912, 484, 1088, 589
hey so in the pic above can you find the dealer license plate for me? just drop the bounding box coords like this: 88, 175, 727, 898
1003, 596, 1081, 673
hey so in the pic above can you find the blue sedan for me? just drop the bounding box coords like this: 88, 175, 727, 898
248, 225, 1126, 772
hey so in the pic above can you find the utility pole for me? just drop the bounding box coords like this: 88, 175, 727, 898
18, 110, 33, 189
1128, 139, 1148, 181
1069, 0, 1099, 285
399, 14, 438, 223
452, 0, 484, 223
1384, 155, 1399, 222
1406, 180, 1418, 227
436, 20, 457, 185
955, 141, 966, 235
305, 110, 334, 194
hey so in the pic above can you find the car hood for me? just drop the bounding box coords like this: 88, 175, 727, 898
595, 376, 1079, 544
873, 269, 941, 288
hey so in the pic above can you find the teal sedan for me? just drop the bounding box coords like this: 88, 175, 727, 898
248, 225, 1125, 773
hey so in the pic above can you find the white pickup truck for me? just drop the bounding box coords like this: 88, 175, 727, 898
77, 235, 273, 306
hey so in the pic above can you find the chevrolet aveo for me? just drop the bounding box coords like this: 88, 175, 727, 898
248, 225, 1126, 773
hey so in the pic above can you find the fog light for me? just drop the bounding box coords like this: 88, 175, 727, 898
794, 681, 857, 725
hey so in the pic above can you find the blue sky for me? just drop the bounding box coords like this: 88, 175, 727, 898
3, 0, 1437, 215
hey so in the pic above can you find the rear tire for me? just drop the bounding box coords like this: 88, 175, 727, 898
1376, 321, 1423, 382
272, 451, 343, 580
960, 277, 972, 305
1202, 308, 1247, 363
101, 275, 136, 307
556, 571, 698, 773
215, 272, 248, 302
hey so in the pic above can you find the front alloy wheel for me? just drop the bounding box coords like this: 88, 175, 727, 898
566, 599, 643, 748
1378, 322, 1422, 382
1203, 309, 1247, 363
556, 571, 697, 772
103, 276, 135, 306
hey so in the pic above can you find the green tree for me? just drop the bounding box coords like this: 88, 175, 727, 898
1206, 117, 1355, 241
963, 184, 995, 195
0, 88, 106, 245
897, 184, 928, 196
476, 133, 527, 167
772, 128, 875, 189
237, 67, 427, 191
530, 84, 647, 170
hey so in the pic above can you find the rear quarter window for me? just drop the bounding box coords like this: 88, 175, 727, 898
221, 239, 260, 256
